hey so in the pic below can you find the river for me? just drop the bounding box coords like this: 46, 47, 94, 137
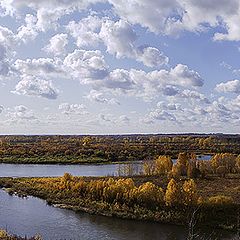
0, 155, 212, 178
0, 162, 136, 177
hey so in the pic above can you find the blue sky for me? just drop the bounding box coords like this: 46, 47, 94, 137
0, 0, 240, 134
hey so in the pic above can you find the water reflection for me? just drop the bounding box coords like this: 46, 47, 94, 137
0, 163, 142, 178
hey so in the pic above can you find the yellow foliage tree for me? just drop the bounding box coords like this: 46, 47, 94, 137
235, 155, 240, 173
136, 182, 164, 206
155, 155, 173, 175
143, 161, 155, 175
177, 152, 189, 166
182, 179, 198, 206
60, 172, 73, 189
211, 153, 236, 174
165, 178, 182, 206
169, 164, 181, 179
175, 152, 189, 176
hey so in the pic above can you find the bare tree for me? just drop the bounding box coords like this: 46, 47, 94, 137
187, 207, 200, 240
187, 207, 217, 240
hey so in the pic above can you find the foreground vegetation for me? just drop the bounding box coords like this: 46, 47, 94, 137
0, 230, 41, 240
0, 134, 239, 164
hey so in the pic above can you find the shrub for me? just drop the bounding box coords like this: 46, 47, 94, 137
207, 195, 233, 205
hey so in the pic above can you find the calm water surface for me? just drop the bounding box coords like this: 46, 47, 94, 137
0, 155, 212, 178
0, 162, 142, 177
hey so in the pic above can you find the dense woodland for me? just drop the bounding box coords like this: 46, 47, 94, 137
0, 134, 239, 164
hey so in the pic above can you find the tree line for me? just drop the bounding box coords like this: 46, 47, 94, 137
143, 152, 240, 178
0, 135, 239, 163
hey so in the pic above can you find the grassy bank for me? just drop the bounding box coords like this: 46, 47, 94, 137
0, 156, 110, 165
0, 175, 239, 232
0, 229, 41, 240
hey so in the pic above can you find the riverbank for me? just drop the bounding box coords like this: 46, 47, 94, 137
0, 175, 239, 232
0, 153, 213, 166
0, 156, 110, 165
0, 229, 41, 240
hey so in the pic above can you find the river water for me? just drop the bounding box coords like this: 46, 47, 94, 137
0, 162, 134, 177
0, 155, 212, 178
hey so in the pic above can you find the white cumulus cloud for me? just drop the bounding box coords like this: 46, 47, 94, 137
63, 49, 109, 83
12, 75, 58, 99
215, 79, 240, 94
59, 103, 88, 115
43, 33, 68, 56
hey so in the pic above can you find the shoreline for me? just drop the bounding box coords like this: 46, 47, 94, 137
0, 153, 213, 165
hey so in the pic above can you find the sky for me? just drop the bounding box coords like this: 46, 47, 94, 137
0, 0, 240, 135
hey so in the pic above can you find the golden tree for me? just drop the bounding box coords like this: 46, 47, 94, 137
143, 161, 155, 175
165, 178, 182, 206
136, 182, 164, 206
177, 152, 189, 166
155, 155, 173, 175
176, 152, 189, 176
60, 172, 73, 189
236, 155, 240, 173
182, 179, 198, 206
211, 153, 236, 174
170, 164, 181, 179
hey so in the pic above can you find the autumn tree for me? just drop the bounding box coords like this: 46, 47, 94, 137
143, 161, 155, 175
165, 178, 182, 206
60, 172, 73, 189
135, 182, 164, 207
235, 155, 240, 173
155, 155, 173, 175
208, 195, 234, 205
196, 161, 212, 177
176, 152, 189, 176
182, 179, 198, 206
211, 153, 236, 174
169, 164, 181, 179
187, 160, 201, 178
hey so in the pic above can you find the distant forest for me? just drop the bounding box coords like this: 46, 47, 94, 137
0, 134, 239, 164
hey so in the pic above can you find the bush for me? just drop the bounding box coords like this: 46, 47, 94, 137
207, 195, 233, 205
